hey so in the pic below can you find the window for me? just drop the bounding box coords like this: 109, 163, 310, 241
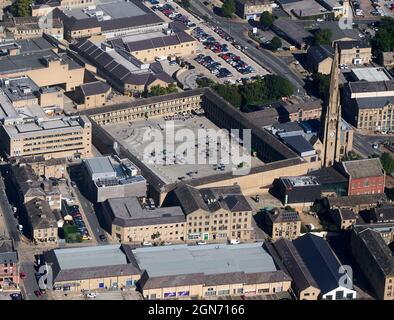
335, 291, 344, 300
258, 288, 270, 293
218, 289, 230, 295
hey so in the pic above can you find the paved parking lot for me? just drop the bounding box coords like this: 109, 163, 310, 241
149, 0, 268, 84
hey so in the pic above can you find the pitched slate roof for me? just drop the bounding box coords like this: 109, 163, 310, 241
126, 31, 195, 52
273, 238, 320, 292
0, 240, 18, 264
341, 158, 385, 179
175, 184, 252, 215
293, 234, 351, 295
79, 81, 111, 97
355, 228, 394, 277
308, 44, 334, 63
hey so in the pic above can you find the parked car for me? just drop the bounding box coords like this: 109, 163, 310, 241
85, 292, 97, 298
10, 293, 23, 300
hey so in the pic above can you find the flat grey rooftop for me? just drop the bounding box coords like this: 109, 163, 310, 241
85, 157, 114, 175
132, 242, 277, 277
65, 0, 148, 20
54, 245, 128, 270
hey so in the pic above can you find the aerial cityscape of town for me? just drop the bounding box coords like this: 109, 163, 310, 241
0, 0, 393, 305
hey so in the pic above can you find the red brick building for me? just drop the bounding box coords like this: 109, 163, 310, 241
341, 158, 385, 196
0, 240, 20, 291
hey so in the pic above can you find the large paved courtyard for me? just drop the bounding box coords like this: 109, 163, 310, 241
105, 113, 264, 184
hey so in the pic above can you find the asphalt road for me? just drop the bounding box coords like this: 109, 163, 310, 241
353, 132, 394, 157
188, 0, 306, 95
73, 186, 108, 244
20, 261, 48, 300
0, 168, 20, 245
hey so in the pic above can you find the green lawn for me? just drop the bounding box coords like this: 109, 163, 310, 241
63, 224, 82, 243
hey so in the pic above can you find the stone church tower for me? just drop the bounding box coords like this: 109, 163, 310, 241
321, 47, 342, 167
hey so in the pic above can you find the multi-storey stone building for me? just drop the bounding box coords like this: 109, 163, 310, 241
339, 158, 385, 196
0, 116, 92, 160
343, 80, 394, 132
265, 209, 302, 241
101, 197, 185, 244
0, 240, 19, 291
351, 227, 394, 300
337, 40, 371, 66
175, 184, 253, 242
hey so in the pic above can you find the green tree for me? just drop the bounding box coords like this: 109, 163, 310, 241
221, 0, 236, 18
148, 84, 178, 97
240, 79, 268, 105
180, 0, 190, 9
269, 36, 282, 51
313, 73, 330, 104
196, 77, 215, 88
380, 152, 394, 174
372, 18, 394, 61
260, 11, 274, 30
313, 29, 332, 45
214, 84, 243, 108
12, 0, 33, 17
264, 74, 294, 98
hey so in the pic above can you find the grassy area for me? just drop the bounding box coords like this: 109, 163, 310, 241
63, 224, 82, 243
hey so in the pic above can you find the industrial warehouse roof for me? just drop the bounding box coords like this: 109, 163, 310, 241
133, 242, 278, 278
175, 184, 252, 215
73, 39, 174, 88
104, 197, 185, 228
53, 0, 164, 32
44, 244, 141, 282
341, 158, 384, 179
272, 238, 319, 292
355, 228, 394, 277
55, 245, 128, 269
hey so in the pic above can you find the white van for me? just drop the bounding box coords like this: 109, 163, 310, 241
229, 239, 241, 245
